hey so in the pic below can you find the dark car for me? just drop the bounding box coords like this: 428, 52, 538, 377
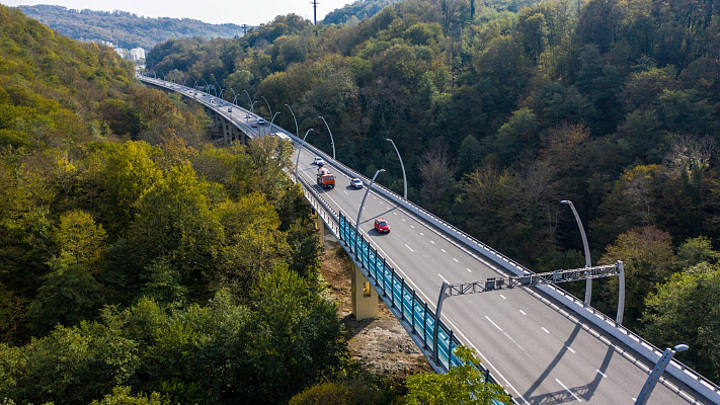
374, 218, 390, 233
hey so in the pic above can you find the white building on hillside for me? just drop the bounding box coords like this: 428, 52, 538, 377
129, 47, 146, 61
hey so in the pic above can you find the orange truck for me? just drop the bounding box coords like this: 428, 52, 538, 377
317, 167, 335, 189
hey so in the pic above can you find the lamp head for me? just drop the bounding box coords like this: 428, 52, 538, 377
673, 344, 689, 352
560, 200, 571, 205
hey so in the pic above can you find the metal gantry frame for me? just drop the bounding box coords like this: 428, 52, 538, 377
432, 261, 626, 364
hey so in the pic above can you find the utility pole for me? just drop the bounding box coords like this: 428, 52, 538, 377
311, 0, 319, 25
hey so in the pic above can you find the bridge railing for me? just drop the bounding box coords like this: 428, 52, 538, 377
337, 211, 506, 387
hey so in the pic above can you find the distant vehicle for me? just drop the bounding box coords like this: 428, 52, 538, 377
313, 157, 325, 166
374, 218, 390, 233
350, 178, 363, 189
317, 167, 335, 189
251, 123, 258, 128
257, 118, 266, 125
228, 107, 232, 113
273, 132, 291, 143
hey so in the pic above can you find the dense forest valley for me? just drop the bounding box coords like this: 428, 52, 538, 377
1, 0, 720, 402
146, 0, 720, 386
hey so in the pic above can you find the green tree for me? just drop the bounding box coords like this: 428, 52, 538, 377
96, 141, 163, 237
516, 10, 548, 62
600, 226, 677, 328
127, 165, 226, 292
495, 107, 539, 165
53, 209, 107, 271
289, 379, 390, 405
676, 236, 720, 269
27, 253, 103, 335
405, 345, 510, 404
90, 386, 168, 405
641, 262, 720, 382
249, 264, 347, 403
0, 322, 139, 405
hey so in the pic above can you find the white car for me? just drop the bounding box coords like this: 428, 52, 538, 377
313, 157, 325, 166
350, 178, 363, 189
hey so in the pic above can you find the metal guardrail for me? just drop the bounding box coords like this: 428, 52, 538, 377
138, 74, 720, 404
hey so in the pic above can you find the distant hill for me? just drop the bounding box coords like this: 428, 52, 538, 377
17, 4, 249, 50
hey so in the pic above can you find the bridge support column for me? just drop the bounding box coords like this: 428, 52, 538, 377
313, 211, 325, 241
351, 264, 378, 320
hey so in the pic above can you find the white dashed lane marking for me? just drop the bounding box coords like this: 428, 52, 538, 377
485, 316, 503, 331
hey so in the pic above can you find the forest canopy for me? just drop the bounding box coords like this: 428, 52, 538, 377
0, 4, 363, 404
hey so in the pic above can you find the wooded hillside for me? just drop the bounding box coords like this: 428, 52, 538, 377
18, 5, 248, 50
0, 5, 356, 404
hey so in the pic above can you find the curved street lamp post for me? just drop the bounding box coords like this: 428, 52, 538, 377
294, 129, 314, 182
355, 169, 386, 241
261, 95, 273, 118
243, 89, 253, 106
386, 138, 407, 200
285, 104, 299, 139
561, 199, 592, 305
318, 116, 336, 160
635, 344, 689, 405
267, 112, 281, 137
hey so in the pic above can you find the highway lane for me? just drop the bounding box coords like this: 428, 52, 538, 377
140, 76, 713, 405
292, 144, 705, 405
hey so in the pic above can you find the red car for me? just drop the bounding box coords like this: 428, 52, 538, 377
374, 218, 390, 233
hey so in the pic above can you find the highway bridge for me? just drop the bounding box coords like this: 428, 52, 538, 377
139, 74, 720, 405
